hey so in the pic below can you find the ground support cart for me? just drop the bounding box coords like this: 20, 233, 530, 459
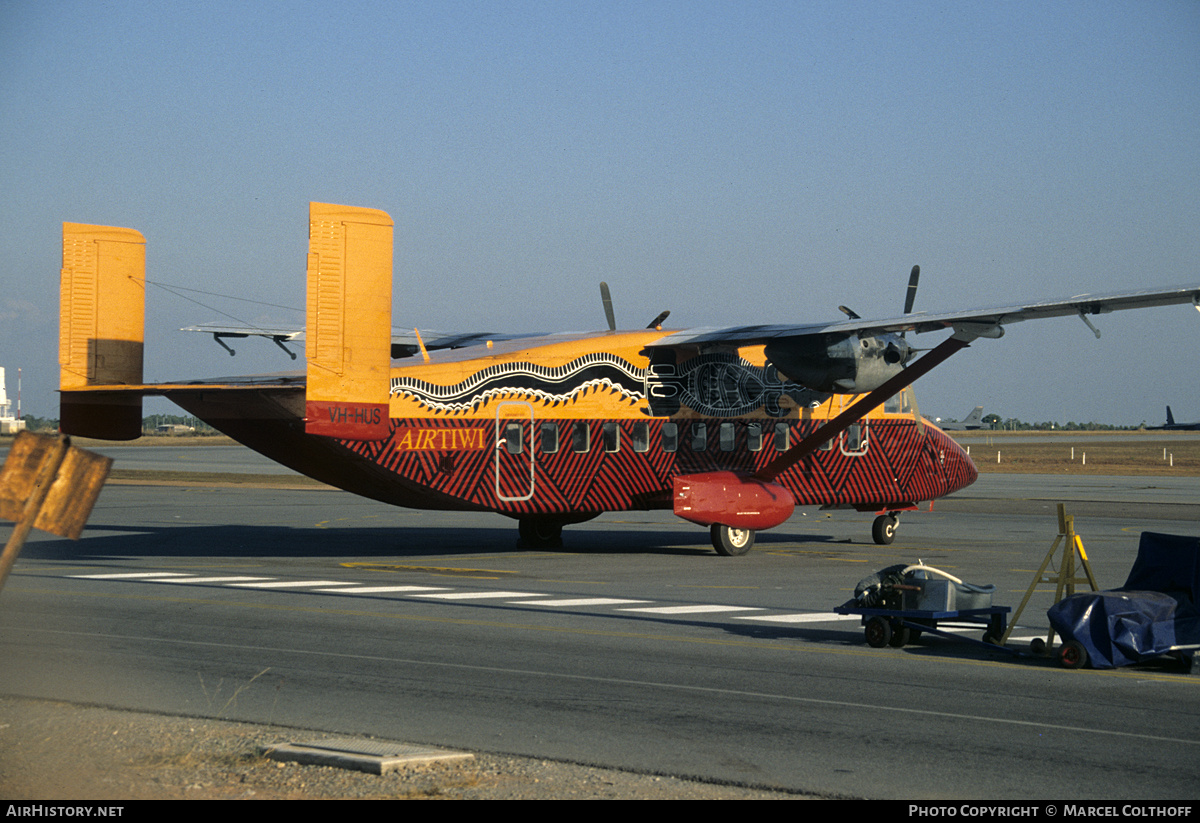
834, 603, 1018, 655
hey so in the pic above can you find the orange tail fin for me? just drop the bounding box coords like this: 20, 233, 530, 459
304, 202, 393, 440
59, 223, 146, 440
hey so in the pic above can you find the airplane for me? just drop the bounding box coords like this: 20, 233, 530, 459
926, 406, 987, 431
1148, 406, 1200, 431
58, 203, 1200, 555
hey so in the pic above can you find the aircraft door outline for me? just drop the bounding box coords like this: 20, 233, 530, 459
494, 401, 535, 502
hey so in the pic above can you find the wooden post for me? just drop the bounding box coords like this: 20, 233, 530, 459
0, 432, 112, 594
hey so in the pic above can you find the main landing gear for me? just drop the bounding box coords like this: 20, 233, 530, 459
517, 517, 564, 549
871, 513, 900, 545
711, 524, 755, 556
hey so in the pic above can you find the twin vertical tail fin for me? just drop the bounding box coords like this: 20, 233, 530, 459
304, 202, 394, 441
59, 223, 146, 440
58, 203, 393, 442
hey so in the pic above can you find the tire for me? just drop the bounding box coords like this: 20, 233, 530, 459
872, 515, 897, 545
711, 524, 755, 556
865, 616, 892, 648
889, 625, 911, 647
1059, 640, 1089, 669
518, 517, 564, 549
1029, 637, 1046, 655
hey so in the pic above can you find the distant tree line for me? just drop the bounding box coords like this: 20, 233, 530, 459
14, 414, 218, 435
987, 417, 1142, 432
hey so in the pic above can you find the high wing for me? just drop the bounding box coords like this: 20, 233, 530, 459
649, 285, 1200, 347
182, 323, 542, 358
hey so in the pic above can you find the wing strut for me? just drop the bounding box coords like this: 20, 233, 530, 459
755, 334, 972, 483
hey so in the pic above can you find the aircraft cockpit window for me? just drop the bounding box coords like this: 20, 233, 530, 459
632, 421, 649, 452
572, 422, 590, 453
747, 423, 763, 452
603, 422, 620, 453
691, 423, 707, 452
662, 422, 678, 453
504, 422, 523, 454
774, 423, 790, 451
719, 423, 735, 452
540, 422, 559, 454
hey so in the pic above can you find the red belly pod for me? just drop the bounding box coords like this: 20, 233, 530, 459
672, 471, 795, 530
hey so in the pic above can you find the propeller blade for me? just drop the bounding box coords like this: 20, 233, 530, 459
646, 310, 670, 330
600, 282, 616, 331
904, 265, 920, 315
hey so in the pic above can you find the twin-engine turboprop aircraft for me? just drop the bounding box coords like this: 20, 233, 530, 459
59, 203, 1200, 554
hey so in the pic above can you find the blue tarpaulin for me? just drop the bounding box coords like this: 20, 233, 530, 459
1047, 532, 1200, 668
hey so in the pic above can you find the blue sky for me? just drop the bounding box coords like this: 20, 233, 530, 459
2, 0, 1198, 424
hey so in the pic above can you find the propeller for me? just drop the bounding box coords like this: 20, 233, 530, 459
599, 282, 670, 331
600, 282, 617, 331
837, 264, 919, 323
904, 265, 920, 316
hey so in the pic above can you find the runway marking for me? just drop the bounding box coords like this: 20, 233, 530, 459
735, 612, 860, 624
618, 605, 764, 615
72, 572, 193, 579
312, 585, 450, 594
229, 580, 355, 588
519, 598, 651, 607
158, 576, 273, 584
413, 591, 541, 600
61, 572, 1055, 637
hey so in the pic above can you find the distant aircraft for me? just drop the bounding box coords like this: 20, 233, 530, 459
1149, 406, 1200, 431
926, 406, 987, 431
57, 204, 1200, 554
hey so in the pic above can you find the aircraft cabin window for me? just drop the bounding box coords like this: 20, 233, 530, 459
540, 422, 559, 454
691, 423, 707, 451
719, 423, 735, 452
842, 421, 868, 455
632, 421, 649, 453
603, 421, 620, 453
504, 422, 523, 454
662, 422, 678, 453
774, 423, 790, 451
572, 422, 590, 453
747, 423, 763, 452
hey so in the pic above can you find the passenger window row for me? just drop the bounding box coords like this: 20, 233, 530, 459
536, 421, 797, 455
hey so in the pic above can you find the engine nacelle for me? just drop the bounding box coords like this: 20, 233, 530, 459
673, 471, 795, 530
764, 332, 912, 394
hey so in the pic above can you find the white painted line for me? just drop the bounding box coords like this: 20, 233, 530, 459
72, 572, 192, 579
414, 591, 540, 600
158, 576, 272, 584
313, 586, 451, 594
229, 580, 355, 588
735, 612, 862, 624
618, 605, 765, 615
518, 598, 652, 607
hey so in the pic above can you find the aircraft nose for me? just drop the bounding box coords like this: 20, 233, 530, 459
929, 425, 978, 495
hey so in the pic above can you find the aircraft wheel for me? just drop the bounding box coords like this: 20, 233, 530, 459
865, 617, 892, 648
872, 515, 898, 545
1059, 640, 1089, 670
518, 517, 564, 549
711, 524, 755, 556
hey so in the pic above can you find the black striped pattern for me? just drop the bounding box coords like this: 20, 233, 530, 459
341, 417, 977, 516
